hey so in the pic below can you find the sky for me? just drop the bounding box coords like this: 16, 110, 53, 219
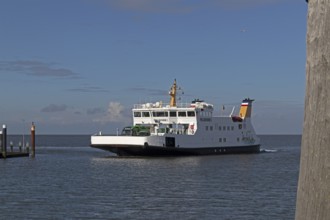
0, 0, 307, 135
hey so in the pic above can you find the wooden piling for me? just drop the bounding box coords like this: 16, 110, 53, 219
0, 131, 2, 154
10, 141, 13, 152
2, 124, 7, 158
295, 0, 330, 219
0, 125, 29, 159
31, 122, 35, 158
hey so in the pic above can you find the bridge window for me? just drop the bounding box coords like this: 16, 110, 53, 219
142, 112, 150, 117
178, 111, 187, 117
170, 111, 177, 117
187, 111, 195, 117
153, 111, 168, 117
134, 112, 141, 117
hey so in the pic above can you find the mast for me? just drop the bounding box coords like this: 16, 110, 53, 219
169, 79, 177, 107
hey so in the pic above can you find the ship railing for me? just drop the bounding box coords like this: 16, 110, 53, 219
151, 128, 190, 136
133, 102, 193, 109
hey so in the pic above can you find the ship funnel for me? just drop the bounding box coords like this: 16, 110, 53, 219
239, 98, 254, 119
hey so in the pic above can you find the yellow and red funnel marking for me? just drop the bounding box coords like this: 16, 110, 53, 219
239, 98, 254, 119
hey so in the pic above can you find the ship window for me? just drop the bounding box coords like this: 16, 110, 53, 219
134, 112, 141, 117
187, 111, 195, 117
223, 126, 226, 131
210, 126, 213, 131
227, 126, 230, 131
238, 124, 242, 129
219, 126, 222, 131
201, 111, 211, 117
178, 111, 187, 117
142, 112, 150, 117
153, 111, 168, 117
219, 138, 222, 142
237, 137, 240, 142
231, 126, 234, 131
206, 126, 209, 131
170, 111, 177, 117
224, 138, 227, 142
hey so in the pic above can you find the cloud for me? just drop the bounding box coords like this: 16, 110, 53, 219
0, 60, 80, 79
92, 102, 130, 124
106, 102, 125, 122
211, 0, 284, 9
68, 85, 109, 93
104, 0, 284, 13
41, 104, 68, 113
129, 87, 167, 96
255, 100, 304, 109
253, 100, 304, 134
108, 0, 196, 13
87, 107, 105, 115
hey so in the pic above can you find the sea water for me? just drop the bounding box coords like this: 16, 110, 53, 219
0, 135, 301, 219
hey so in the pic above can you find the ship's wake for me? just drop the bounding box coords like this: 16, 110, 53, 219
260, 149, 278, 153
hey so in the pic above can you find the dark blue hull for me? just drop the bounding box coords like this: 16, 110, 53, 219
91, 144, 261, 157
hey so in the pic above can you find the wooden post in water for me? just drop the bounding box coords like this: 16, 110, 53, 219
2, 124, 7, 158
10, 141, 13, 152
31, 122, 35, 158
0, 130, 2, 154
295, 0, 330, 219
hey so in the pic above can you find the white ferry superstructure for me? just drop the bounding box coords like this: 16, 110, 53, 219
91, 80, 260, 156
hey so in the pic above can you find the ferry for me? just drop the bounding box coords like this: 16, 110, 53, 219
91, 80, 260, 156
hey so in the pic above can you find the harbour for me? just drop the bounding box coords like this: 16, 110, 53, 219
0, 0, 317, 218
